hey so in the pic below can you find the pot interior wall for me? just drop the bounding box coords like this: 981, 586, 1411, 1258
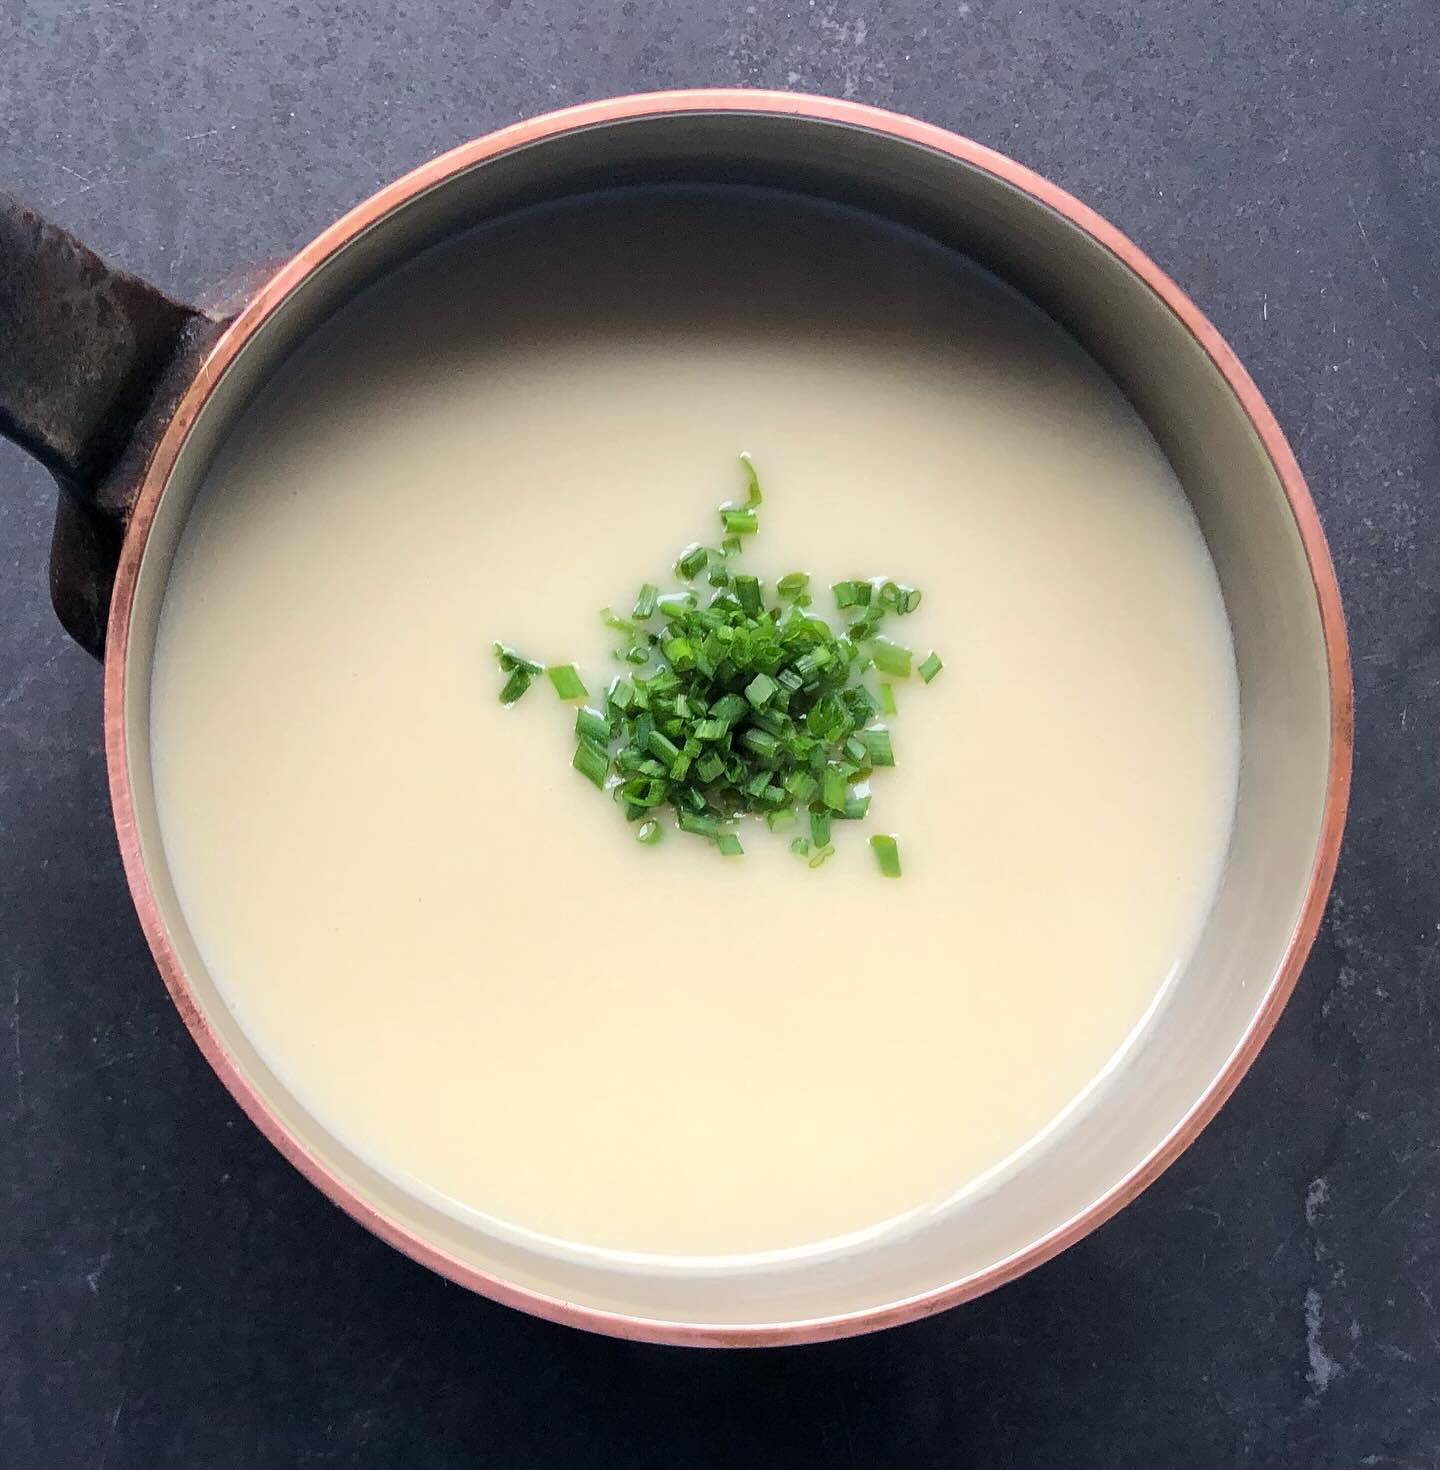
121, 109, 1333, 1332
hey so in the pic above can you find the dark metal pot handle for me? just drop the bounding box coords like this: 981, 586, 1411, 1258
0, 191, 224, 656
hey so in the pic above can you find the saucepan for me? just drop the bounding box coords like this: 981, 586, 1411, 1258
0, 90, 1351, 1345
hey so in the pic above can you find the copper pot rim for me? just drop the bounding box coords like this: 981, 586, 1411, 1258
101, 88, 1353, 1348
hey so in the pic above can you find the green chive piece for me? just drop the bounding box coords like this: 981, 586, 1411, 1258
745, 672, 779, 709
647, 729, 682, 765
548, 664, 589, 700
766, 806, 797, 832
572, 741, 608, 788
655, 591, 696, 619
868, 639, 913, 678
715, 832, 745, 857
600, 607, 638, 637
810, 808, 832, 849
785, 770, 818, 804
739, 451, 763, 506
777, 571, 809, 600
575, 705, 611, 746
662, 636, 695, 670
721, 534, 742, 557
861, 727, 895, 766
633, 583, 659, 619
636, 819, 661, 845
710, 692, 748, 724
676, 543, 708, 579
870, 833, 901, 877
498, 667, 534, 705
808, 844, 835, 869
832, 580, 872, 610
822, 765, 848, 812
721, 508, 758, 535
607, 676, 635, 714
732, 574, 762, 618
696, 751, 725, 783
493, 642, 543, 675
880, 682, 898, 716
740, 728, 780, 760
918, 651, 944, 683
678, 809, 720, 839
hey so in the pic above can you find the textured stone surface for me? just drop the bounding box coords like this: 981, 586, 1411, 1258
1, 1, 1437, 1465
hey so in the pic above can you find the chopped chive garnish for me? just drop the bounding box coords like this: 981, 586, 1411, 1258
548, 664, 588, 700
575, 705, 611, 745
498, 667, 534, 705
572, 741, 608, 788
495, 456, 937, 872
918, 651, 944, 683
868, 639, 913, 678
870, 833, 901, 877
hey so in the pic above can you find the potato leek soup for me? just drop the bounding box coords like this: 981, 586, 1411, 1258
148, 190, 1239, 1263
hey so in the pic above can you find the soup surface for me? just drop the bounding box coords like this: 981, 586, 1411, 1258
149, 190, 1239, 1263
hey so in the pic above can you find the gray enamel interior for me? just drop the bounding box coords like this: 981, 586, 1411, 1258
123, 110, 1334, 1332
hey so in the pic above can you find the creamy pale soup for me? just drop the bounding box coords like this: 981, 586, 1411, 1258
149, 190, 1239, 1264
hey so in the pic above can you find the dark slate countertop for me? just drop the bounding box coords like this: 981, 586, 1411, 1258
2, 2, 1437, 1465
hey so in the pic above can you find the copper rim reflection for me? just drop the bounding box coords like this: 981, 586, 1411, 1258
101, 89, 1353, 1347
